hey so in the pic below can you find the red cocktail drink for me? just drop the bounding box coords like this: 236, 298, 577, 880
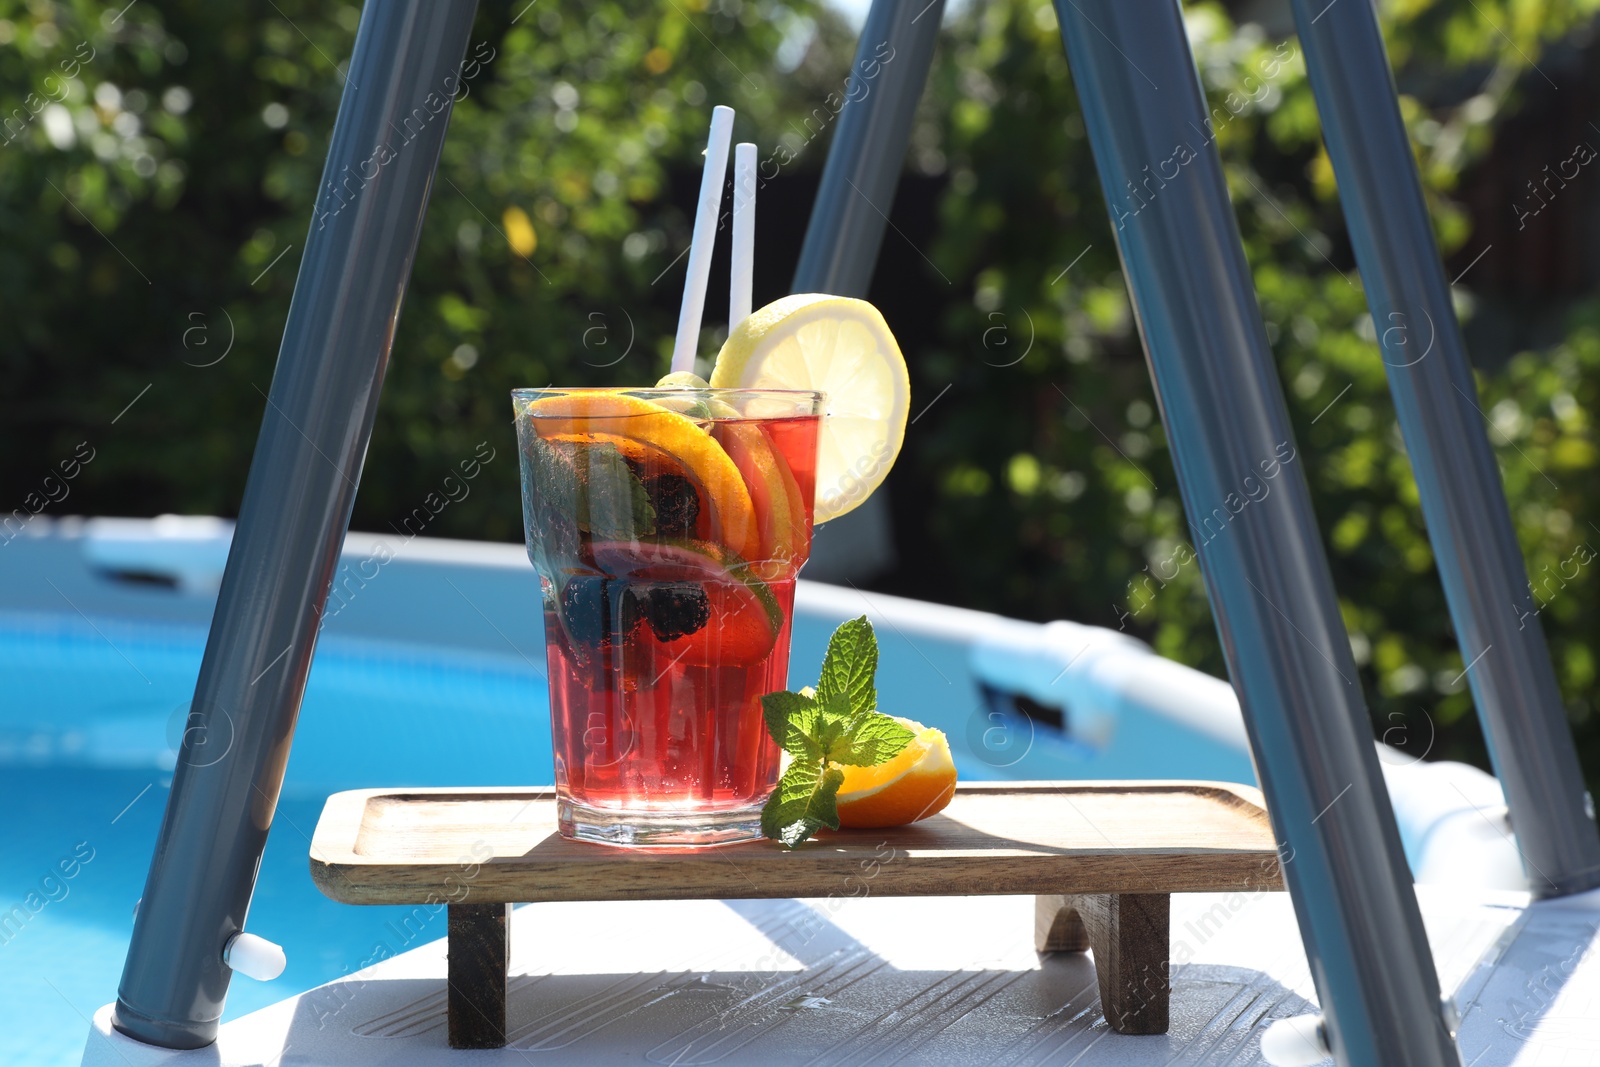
514, 388, 822, 845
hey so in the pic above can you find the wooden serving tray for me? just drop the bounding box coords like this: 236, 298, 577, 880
310, 781, 1282, 1049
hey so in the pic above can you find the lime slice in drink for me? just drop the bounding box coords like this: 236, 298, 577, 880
709, 294, 909, 523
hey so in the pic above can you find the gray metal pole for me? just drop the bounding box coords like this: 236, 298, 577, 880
1289, 0, 1600, 897
791, 0, 942, 582
791, 0, 943, 295
1052, 2, 1459, 1064
113, 0, 480, 1048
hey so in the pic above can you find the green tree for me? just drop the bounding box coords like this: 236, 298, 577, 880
0, 0, 852, 534
911, 0, 1600, 785
6, 0, 1600, 793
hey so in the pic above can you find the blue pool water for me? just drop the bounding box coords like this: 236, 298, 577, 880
0, 596, 1254, 1067
1, 610, 551, 1067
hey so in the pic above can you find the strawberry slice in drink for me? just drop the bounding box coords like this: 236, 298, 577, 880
589, 540, 782, 667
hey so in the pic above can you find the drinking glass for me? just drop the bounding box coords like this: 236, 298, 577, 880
513, 387, 823, 845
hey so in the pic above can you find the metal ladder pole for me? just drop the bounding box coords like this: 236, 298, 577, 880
1052, 2, 1460, 1063
790, 0, 943, 580
1289, 0, 1600, 897
791, 0, 943, 295
112, 0, 480, 1048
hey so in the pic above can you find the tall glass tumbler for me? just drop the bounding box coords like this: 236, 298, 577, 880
513, 387, 824, 845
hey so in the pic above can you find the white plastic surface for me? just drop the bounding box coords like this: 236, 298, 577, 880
1379, 758, 1525, 890
81, 515, 235, 592
82, 887, 1526, 1067
1453, 886, 1600, 1062
969, 616, 1528, 891
969, 616, 1260, 751
1260, 1014, 1327, 1065
222, 933, 285, 982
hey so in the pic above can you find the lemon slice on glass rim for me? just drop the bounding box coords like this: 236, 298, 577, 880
709, 294, 910, 523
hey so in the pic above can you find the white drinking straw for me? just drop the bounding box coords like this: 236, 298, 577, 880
670, 105, 735, 375
730, 142, 757, 330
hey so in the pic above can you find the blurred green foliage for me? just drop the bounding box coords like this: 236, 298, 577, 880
0, 0, 854, 534
915, 0, 1600, 785
3, 0, 1599, 788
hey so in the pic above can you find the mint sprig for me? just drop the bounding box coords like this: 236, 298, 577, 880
527, 435, 656, 541
759, 616, 915, 849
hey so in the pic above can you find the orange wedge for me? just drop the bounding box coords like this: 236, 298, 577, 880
834, 717, 957, 829
543, 430, 679, 475
525, 393, 760, 561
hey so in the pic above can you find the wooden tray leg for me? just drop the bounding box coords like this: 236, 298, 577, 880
1035, 894, 1090, 951
1034, 893, 1170, 1035
447, 902, 511, 1049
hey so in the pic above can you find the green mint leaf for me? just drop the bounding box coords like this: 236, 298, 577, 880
525, 434, 578, 513
834, 713, 915, 767
811, 764, 845, 831
761, 690, 823, 761
760, 760, 846, 849
815, 615, 877, 721
528, 435, 577, 512
725, 555, 785, 635
569, 440, 656, 538
525, 436, 656, 542
522, 436, 579, 566
758, 618, 897, 849
813, 693, 854, 758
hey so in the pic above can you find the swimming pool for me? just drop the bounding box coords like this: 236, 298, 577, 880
0, 522, 1257, 1066
0, 611, 557, 1066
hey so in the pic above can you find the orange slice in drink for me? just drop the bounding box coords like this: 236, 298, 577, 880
543, 430, 676, 472
716, 423, 810, 581
834, 717, 957, 828
525, 393, 760, 560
